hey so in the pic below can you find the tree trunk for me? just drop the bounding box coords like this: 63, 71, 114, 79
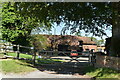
111, 26, 120, 57
110, 2, 120, 57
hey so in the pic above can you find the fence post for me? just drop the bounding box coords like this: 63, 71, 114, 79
32, 48, 36, 66
4, 43, 7, 58
91, 51, 96, 67
17, 45, 20, 59
91, 52, 94, 66
89, 53, 92, 65
89, 50, 94, 66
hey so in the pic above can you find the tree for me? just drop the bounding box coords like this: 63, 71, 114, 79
30, 35, 50, 51
91, 37, 104, 46
1, 2, 51, 46
14, 2, 112, 36
3, 2, 120, 56
75, 32, 82, 37
0, 3, 2, 41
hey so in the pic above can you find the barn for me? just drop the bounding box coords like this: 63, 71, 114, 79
41, 34, 97, 52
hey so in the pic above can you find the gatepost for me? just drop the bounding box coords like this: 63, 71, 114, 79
16, 45, 20, 59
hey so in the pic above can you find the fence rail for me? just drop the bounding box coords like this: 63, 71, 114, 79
0, 42, 96, 66
0, 43, 33, 53
0, 42, 37, 65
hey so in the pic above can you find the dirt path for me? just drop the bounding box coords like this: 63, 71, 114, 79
1, 62, 91, 78
1, 70, 91, 78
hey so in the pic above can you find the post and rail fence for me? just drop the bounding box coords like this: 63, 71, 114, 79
0, 42, 96, 66
0, 42, 36, 65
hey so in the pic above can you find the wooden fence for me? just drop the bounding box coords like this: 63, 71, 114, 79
0, 42, 96, 66
0, 42, 36, 65
0, 43, 33, 53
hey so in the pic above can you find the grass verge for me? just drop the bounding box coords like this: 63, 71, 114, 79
1, 53, 64, 74
85, 66, 120, 79
7, 53, 32, 59
1, 60, 36, 74
0, 53, 4, 58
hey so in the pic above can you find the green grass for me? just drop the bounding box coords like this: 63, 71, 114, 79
7, 53, 32, 59
7, 53, 64, 64
1, 53, 64, 74
85, 66, 120, 79
2, 53, 119, 78
0, 53, 4, 58
1, 60, 36, 74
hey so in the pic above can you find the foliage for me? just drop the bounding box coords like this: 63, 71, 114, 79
1, 60, 36, 74
1, 2, 51, 46
97, 40, 104, 46
75, 32, 82, 36
85, 66, 120, 79
30, 35, 50, 51
91, 37, 104, 46
14, 2, 112, 37
2, 2, 120, 56
7, 52, 32, 59
0, 53, 4, 58
2, 3, 29, 43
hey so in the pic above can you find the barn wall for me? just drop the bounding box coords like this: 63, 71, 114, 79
83, 45, 97, 52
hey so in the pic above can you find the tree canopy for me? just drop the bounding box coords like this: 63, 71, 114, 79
30, 35, 50, 51
2, 2, 113, 44
14, 2, 120, 56
1, 2, 51, 46
91, 37, 104, 46
2, 2, 120, 56
14, 2, 113, 37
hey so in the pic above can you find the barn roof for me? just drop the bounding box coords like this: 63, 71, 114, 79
77, 36, 96, 44
38, 34, 96, 45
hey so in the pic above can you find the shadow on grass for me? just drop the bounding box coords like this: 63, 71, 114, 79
84, 66, 120, 78
12, 56, 120, 79
17, 58, 92, 75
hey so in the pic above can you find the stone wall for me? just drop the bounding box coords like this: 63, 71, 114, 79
95, 55, 120, 71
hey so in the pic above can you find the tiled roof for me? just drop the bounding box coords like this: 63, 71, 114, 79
77, 36, 96, 44
39, 34, 96, 45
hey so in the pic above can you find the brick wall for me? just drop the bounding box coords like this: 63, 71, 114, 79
83, 45, 97, 52
95, 54, 120, 71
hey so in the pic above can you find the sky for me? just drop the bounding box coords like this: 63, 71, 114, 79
38, 23, 112, 40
